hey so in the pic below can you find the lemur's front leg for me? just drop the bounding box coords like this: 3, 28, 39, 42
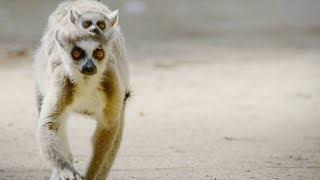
95, 107, 125, 180
36, 69, 82, 180
85, 121, 120, 180
85, 68, 123, 180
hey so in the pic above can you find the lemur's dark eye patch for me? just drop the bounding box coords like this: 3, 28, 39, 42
97, 21, 106, 30
71, 47, 85, 60
93, 47, 105, 60
82, 21, 92, 28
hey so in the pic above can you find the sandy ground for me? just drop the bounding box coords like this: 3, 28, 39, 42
0, 0, 320, 179
0, 48, 320, 180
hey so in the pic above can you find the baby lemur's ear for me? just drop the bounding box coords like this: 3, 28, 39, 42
55, 29, 69, 48
107, 10, 119, 27
70, 9, 81, 24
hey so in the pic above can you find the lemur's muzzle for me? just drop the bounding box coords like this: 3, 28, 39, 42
90, 27, 100, 35
81, 59, 97, 76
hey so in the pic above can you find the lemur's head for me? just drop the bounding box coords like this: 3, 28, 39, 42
70, 9, 118, 35
55, 29, 117, 78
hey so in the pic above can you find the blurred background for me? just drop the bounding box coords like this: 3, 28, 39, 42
0, 0, 319, 179
1, 0, 320, 52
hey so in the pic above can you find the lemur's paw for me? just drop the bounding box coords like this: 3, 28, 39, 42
59, 168, 83, 180
50, 167, 83, 180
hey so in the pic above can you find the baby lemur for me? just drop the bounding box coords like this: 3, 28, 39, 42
43, 0, 119, 57
34, 0, 129, 180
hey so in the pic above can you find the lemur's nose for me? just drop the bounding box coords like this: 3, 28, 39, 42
91, 27, 100, 34
81, 59, 97, 76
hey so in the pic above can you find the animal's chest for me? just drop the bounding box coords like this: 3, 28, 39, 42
72, 85, 105, 116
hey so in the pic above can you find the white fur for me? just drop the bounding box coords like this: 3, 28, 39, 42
34, 1, 129, 179
34, 0, 129, 96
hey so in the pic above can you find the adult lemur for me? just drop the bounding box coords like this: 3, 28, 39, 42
34, 0, 130, 179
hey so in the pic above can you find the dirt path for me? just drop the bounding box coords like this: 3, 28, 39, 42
0, 48, 319, 179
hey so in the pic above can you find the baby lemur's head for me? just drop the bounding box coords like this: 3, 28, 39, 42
55, 29, 117, 78
70, 9, 118, 35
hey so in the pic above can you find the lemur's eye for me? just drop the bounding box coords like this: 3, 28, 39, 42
93, 47, 104, 60
71, 47, 84, 60
97, 21, 106, 30
82, 21, 91, 28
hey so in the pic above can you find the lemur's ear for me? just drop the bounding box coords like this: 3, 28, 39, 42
55, 29, 68, 48
107, 10, 119, 27
70, 9, 81, 24
102, 27, 118, 46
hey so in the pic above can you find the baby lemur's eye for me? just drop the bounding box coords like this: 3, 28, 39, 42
71, 47, 84, 60
93, 47, 105, 60
82, 21, 92, 28
97, 21, 106, 30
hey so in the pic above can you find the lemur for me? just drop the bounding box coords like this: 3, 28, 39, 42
43, 0, 119, 57
33, 0, 130, 179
